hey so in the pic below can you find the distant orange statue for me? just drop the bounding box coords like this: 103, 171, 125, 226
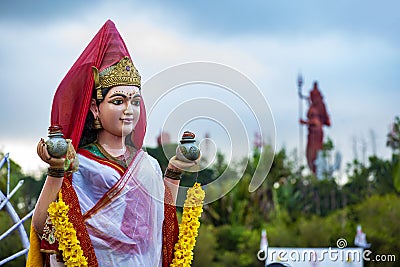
300, 82, 331, 173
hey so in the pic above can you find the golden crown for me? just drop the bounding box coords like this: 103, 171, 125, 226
92, 56, 141, 100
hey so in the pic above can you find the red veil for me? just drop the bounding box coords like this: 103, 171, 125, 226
50, 19, 146, 150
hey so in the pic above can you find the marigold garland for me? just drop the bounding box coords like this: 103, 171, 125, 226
48, 190, 88, 266
171, 182, 205, 267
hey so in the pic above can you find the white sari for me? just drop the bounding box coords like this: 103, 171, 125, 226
69, 150, 165, 267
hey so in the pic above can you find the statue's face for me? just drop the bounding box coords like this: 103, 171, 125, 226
97, 85, 141, 138
308, 107, 319, 119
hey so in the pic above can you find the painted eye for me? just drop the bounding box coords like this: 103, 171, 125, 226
133, 100, 141, 106
111, 99, 124, 105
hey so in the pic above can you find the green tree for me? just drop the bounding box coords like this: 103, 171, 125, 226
387, 116, 400, 192
0, 153, 41, 266
212, 225, 263, 267
192, 225, 218, 266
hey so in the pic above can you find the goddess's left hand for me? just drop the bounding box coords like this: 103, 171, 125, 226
168, 156, 199, 173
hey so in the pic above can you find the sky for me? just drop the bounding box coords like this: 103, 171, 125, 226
0, 0, 399, 176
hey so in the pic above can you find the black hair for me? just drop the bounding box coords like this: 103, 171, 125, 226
78, 87, 111, 147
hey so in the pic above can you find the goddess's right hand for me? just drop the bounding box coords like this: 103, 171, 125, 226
37, 138, 65, 168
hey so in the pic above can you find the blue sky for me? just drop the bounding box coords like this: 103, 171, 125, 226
0, 0, 399, 175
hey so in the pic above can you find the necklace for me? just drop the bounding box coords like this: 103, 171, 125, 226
94, 141, 135, 168
102, 144, 127, 157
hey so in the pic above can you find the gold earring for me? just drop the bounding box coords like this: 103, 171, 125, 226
94, 116, 103, 130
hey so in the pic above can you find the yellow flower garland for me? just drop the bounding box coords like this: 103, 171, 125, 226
48, 190, 88, 266
171, 183, 205, 267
